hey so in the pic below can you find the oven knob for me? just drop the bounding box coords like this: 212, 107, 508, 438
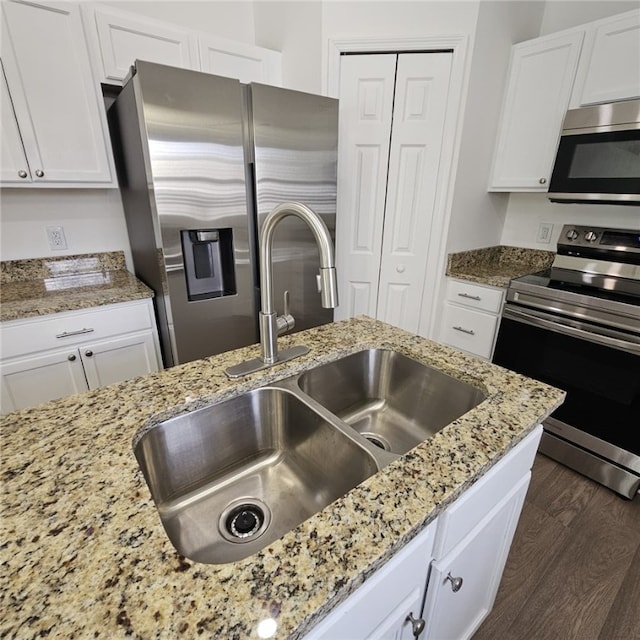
585, 231, 598, 242
566, 229, 579, 240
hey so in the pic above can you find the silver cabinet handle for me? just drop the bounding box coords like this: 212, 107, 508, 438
35, 169, 44, 177
406, 612, 425, 638
84, 350, 93, 357
18, 170, 28, 179
453, 325, 475, 336
446, 572, 463, 592
457, 292, 481, 301
56, 328, 94, 339
67, 354, 76, 362
539, 177, 547, 185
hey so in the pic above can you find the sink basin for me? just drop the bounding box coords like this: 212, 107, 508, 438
134, 387, 378, 564
297, 349, 486, 455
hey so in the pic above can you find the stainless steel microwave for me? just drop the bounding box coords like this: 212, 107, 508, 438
548, 98, 640, 205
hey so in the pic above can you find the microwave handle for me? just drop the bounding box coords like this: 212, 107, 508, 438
502, 306, 640, 356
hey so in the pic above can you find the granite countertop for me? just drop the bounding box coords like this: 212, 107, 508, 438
0, 317, 565, 639
0, 252, 153, 322
446, 245, 555, 288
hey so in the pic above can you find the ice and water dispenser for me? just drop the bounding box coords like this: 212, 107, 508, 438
181, 229, 237, 301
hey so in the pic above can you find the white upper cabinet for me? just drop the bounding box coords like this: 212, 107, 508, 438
83, 3, 282, 86
571, 9, 640, 107
0, 1, 115, 186
488, 30, 584, 192
84, 6, 200, 84
198, 33, 282, 85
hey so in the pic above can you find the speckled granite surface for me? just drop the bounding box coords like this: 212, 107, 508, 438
0, 317, 565, 639
446, 246, 555, 288
0, 252, 153, 321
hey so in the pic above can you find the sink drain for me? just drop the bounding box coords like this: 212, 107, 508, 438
219, 498, 271, 543
362, 432, 392, 451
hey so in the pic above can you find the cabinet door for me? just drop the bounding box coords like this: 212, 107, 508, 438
489, 31, 583, 191
376, 53, 452, 333
80, 332, 160, 390
1, 0, 113, 184
573, 10, 640, 106
303, 521, 436, 640
1, 349, 89, 413
334, 54, 396, 321
89, 7, 199, 84
422, 474, 530, 640
0, 60, 30, 183
198, 34, 282, 85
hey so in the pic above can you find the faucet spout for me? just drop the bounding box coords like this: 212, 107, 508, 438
260, 202, 338, 315
259, 202, 338, 364
225, 201, 339, 378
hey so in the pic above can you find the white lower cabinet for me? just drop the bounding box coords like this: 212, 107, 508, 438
303, 520, 437, 640
303, 426, 542, 640
438, 279, 505, 360
0, 300, 161, 414
421, 474, 530, 639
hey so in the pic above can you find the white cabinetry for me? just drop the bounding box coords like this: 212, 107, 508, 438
571, 9, 640, 107
422, 475, 530, 639
0, 0, 114, 187
438, 279, 505, 360
86, 6, 199, 84
0, 300, 161, 414
303, 426, 542, 640
303, 521, 436, 640
488, 30, 583, 191
83, 4, 282, 86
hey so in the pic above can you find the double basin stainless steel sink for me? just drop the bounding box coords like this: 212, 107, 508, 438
134, 349, 486, 564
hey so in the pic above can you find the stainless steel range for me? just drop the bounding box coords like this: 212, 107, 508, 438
493, 225, 640, 498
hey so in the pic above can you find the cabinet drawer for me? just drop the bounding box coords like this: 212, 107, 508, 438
439, 304, 498, 360
445, 280, 504, 314
433, 426, 542, 559
0, 300, 154, 359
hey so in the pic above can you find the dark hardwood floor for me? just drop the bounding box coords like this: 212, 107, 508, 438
474, 454, 640, 640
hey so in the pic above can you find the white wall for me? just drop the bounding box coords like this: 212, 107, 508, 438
254, 1, 323, 94
0, 189, 132, 266
500, 0, 640, 249
446, 0, 545, 254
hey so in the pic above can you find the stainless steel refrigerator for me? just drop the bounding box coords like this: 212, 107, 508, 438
108, 61, 338, 367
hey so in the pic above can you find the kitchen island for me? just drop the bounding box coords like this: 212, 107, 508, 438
0, 317, 564, 639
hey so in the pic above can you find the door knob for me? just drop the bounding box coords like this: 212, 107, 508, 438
84, 350, 93, 357
18, 170, 28, 179
35, 169, 44, 177
406, 612, 425, 637
67, 354, 76, 362
445, 572, 463, 592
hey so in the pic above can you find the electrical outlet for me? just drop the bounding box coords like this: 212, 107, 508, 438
46, 225, 67, 251
537, 222, 553, 244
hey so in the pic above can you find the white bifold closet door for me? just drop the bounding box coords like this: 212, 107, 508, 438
335, 52, 452, 333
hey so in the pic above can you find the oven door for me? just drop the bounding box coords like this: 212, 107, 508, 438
493, 305, 640, 489
548, 128, 640, 204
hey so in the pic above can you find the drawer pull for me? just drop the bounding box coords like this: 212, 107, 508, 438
56, 328, 95, 339
453, 325, 475, 336
457, 293, 481, 301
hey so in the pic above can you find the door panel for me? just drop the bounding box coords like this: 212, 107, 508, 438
335, 54, 396, 320
377, 52, 452, 332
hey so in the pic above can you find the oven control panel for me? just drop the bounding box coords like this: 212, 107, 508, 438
560, 225, 640, 253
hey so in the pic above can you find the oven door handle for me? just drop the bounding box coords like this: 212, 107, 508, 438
502, 306, 640, 355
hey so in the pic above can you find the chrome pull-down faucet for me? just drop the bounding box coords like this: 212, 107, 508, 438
225, 202, 338, 378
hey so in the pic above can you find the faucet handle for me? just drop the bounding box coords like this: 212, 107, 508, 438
283, 289, 291, 316
277, 290, 295, 335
